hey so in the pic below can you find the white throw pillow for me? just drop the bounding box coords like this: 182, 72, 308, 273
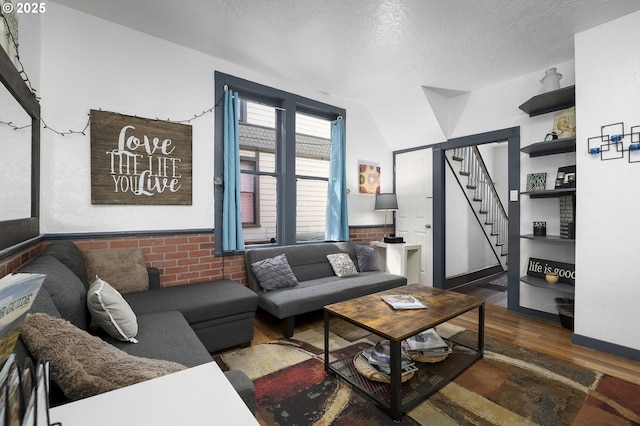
327, 253, 359, 277
87, 276, 138, 343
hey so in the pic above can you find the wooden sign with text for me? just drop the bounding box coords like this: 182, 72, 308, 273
90, 110, 192, 205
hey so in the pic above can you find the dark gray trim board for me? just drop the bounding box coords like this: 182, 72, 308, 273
431, 127, 520, 297
446, 265, 504, 290
516, 306, 562, 323
573, 333, 640, 362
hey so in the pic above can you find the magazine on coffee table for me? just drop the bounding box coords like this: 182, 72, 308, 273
404, 328, 452, 355
381, 294, 426, 309
361, 341, 417, 376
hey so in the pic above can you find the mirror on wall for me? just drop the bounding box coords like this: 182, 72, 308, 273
0, 83, 31, 220
0, 43, 40, 252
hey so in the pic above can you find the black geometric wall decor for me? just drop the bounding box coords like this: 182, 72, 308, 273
588, 122, 640, 163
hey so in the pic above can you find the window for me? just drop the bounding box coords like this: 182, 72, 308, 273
239, 156, 257, 225
214, 72, 345, 254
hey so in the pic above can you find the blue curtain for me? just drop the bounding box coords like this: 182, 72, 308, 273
325, 117, 349, 241
222, 89, 245, 250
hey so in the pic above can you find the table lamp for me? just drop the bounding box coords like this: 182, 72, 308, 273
375, 193, 398, 240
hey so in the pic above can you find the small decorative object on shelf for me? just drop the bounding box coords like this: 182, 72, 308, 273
544, 131, 558, 141
554, 165, 576, 189
533, 221, 546, 236
526, 172, 547, 191
545, 272, 559, 284
588, 122, 640, 163
540, 67, 563, 92
560, 195, 576, 239
552, 107, 576, 138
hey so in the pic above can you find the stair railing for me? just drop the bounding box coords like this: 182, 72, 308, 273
450, 146, 509, 258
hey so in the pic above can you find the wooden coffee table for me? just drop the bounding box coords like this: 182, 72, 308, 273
323, 284, 484, 421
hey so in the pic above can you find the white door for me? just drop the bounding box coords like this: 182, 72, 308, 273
395, 148, 433, 286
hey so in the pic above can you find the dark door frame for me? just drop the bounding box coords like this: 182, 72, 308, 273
432, 127, 520, 312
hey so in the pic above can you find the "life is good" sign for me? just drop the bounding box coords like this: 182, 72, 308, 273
527, 257, 575, 285
90, 110, 192, 205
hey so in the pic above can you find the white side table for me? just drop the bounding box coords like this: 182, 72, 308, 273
370, 241, 421, 283
49, 362, 258, 426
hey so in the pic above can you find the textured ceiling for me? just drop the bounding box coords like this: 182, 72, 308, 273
50, 0, 640, 103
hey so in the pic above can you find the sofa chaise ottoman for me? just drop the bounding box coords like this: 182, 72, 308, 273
14, 240, 257, 412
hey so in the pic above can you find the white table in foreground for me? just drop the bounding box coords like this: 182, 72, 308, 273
50, 362, 258, 426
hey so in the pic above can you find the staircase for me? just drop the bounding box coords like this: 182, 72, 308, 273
447, 146, 508, 269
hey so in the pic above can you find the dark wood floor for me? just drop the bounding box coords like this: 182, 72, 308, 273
453, 280, 508, 308
229, 280, 640, 387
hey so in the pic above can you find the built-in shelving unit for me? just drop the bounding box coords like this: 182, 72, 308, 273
519, 86, 577, 316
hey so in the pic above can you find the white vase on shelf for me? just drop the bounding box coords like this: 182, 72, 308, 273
540, 68, 562, 92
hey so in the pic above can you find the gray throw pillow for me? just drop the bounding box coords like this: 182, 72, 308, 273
251, 254, 299, 291
87, 276, 138, 343
327, 253, 359, 277
355, 245, 379, 272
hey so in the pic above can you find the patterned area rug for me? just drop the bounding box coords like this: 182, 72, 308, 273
214, 318, 640, 425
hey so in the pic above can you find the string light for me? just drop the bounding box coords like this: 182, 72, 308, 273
0, 10, 37, 96
0, 119, 30, 131
0, 11, 224, 136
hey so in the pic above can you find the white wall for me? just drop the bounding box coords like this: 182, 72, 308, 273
35, 3, 393, 233
574, 11, 640, 351
445, 163, 498, 277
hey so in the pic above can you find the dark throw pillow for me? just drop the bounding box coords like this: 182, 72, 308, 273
251, 254, 299, 291
355, 245, 379, 272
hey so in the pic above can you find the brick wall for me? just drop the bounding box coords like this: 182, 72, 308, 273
349, 227, 386, 243
0, 226, 385, 287
71, 234, 246, 287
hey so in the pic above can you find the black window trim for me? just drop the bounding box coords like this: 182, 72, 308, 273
214, 72, 345, 256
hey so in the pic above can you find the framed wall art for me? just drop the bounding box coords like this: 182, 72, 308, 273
359, 162, 380, 194
90, 110, 193, 205
526, 172, 547, 192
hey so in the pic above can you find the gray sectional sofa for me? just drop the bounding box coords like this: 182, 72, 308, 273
14, 240, 257, 412
245, 242, 407, 337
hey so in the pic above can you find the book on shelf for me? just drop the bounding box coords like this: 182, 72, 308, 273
380, 294, 426, 310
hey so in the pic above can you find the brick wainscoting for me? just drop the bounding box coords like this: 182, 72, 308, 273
0, 226, 386, 287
